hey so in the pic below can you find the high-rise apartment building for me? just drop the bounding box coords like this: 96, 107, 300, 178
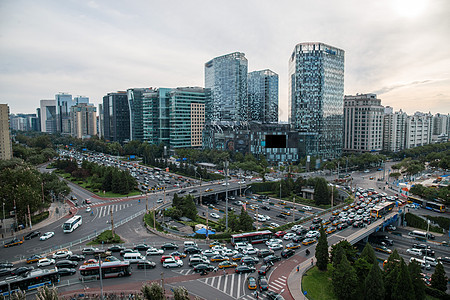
343, 94, 384, 153
103, 91, 130, 143
70, 103, 97, 139
55, 93, 74, 134
383, 107, 407, 152
432, 113, 449, 136
98, 104, 104, 138
405, 112, 432, 149
0, 104, 12, 160
288, 42, 345, 160
205, 52, 248, 123
40, 99, 57, 133
168, 87, 206, 149
248, 69, 279, 123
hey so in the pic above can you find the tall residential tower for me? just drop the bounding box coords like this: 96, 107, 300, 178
288, 42, 345, 160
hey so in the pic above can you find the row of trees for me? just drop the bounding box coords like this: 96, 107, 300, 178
410, 184, 450, 205
251, 176, 338, 206
217, 207, 254, 232
314, 226, 448, 300
53, 159, 137, 194
0, 159, 70, 223
165, 194, 198, 220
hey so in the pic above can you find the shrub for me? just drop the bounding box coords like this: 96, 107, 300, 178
425, 215, 450, 231
91, 230, 123, 244
405, 213, 443, 233
144, 212, 163, 231
31, 211, 49, 225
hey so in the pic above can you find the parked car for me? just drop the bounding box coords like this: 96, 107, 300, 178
134, 244, 151, 251
146, 248, 164, 256
257, 249, 274, 258
120, 249, 139, 257
104, 256, 120, 262
39, 232, 55, 241
241, 256, 259, 265
264, 255, 281, 264
24, 231, 40, 240
163, 258, 183, 268
193, 264, 215, 273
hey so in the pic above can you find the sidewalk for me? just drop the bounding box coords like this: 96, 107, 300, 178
288, 256, 314, 300
0, 201, 70, 243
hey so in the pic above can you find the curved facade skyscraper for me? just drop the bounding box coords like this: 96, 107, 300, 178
288, 42, 345, 160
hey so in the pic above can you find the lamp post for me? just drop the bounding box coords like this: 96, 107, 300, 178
98, 254, 104, 300
225, 160, 229, 230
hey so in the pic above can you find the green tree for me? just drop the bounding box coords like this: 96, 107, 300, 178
360, 242, 377, 265
364, 261, 385, 300
181, 195, 198, 220
173, 286, 190, 300
142, 283, 165, 300
392, 259, 415, 300
36, 286, 60, 300
431, 262, 448, 292
332, 244, 345, 269
314, 177, 330, 205
383, 250, 401, 300
354, 257, 372, 282
408, 260, 425, 300
330, 240, 358, 264
239, 207, 254, 231
315, 226, 328, 271
332, 255, 358, 300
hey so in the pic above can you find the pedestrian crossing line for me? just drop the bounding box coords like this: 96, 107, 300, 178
271, 281, 284, 289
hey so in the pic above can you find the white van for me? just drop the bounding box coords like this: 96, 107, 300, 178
123, 253, 146, 263
423, 256, 438, 267
184, 241, 198, 248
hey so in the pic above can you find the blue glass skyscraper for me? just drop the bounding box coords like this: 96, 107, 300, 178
248, 69, 279, 123
205, 52, 248, 123
288, 42, 345, 160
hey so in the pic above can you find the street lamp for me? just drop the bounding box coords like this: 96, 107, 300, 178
98, 254, 104, 300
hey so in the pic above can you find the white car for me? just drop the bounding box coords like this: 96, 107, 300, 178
52, 250, 73, 259
234, 242, 248, 251
268, 243, 283, 251
146, 248, 164, 256
283, 233, 296, 240
40, 232, 55, 241
264, 215, 271, 221
210, 213, 220, 219
156, 199, 163, 204
163, 258, 183, 268
306, 231, 320, 238
242, 247, 258, 255
223, 248, 238, 256
269, 223, 280, 228
266, 239, 283, 246
256, 215, 267, 222
291, 225, 303, 232
37, 258, 55, 267
201, 250, 217, 257
85, 207, 92, 213
302, 206, 312, 211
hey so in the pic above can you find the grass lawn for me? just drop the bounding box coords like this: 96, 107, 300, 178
302, 266, 337, 300
95, 190, 141, 198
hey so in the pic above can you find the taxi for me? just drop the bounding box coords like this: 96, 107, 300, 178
285, 242, 301, 250
375, 245, 392, 254
302, 238, 317, 246
26, 254, 44, 264
83, 259, 98, 265
247, 276, 257, 290
231, 253, 244, 261
332, 210, 340, 216
170, 251, 187, 259
218, 261, 238, 269
4, 238, 23, 248
211, 255, 228, 262
326, 227, 337, 234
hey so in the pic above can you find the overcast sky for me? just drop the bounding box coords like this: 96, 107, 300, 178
1, 0, 449, 120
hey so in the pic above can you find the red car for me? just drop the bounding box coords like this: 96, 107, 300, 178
160, 255, 172, 263
274, 231, 287, 238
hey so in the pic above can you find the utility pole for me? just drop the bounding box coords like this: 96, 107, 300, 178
206, 210, 209, 240
99, 254, 104, 300
292, 197, 295, 223
41, 182, 45, 203
161, 272, 165, 295
153, 203, 156, 229
27, 205, 32, 230
110, 206, 114, 237
331, 185, 334, 208
146, 193, 148, 213
163, 187, 166, 203
225, 160, 229, 230
13, 199, 17, 237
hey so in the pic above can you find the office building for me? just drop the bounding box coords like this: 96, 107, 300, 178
70, 103, 97, 139
142, 88, 171, 145
343, 94, 384, 153
55, 93, 74, 134
248, 69, 279, 123
103, 91, 130, 143
10, 114, 40, 131
168, 87, 206, 149
405, 112, 432, 149
98, 104, 104, 138
74, 96, 89, 105
127, 88, 154, 141
40, 99, 57, 133
288, 42, 345, 160
0, 104, 12, 160
205, 52, 248, 123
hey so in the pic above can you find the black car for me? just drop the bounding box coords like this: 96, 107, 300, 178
108, 245, 125, 252
56, 260, 78, 268
413, 243, 430, 250
134, 244, 150, 251
161, 243, 178, 250
337, 223, 348, 230
258, 276, 269, 291
292, 236, 305, 243
420, 249, 435, 257
257, 249, 274, 258
24, 231, 40, 240
193, 264, 215, 273
235, 265, 255, 274
0, 269, 11, 277
264, 255, 281, 264
57, 268, 76, 276
353, 221, 363, 228
309, 224, 319, 231
188, 189, 198, 194
137, 261, 156, 269
281, 249, 295, 258
68, 254, 85, 261
438, 257, 450, 265
11, 266, 33, 276
184, 247, 201, 254
312, 217, 322, 224
258, 264, 272, 276
277, 214, 287, 219
261, 205, 271, 211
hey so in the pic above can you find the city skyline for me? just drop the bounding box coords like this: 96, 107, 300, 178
1, 0, 449, 119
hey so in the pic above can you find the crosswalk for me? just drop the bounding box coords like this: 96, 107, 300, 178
198, 272, 256, 299
269, 275, 287, 293
95, 204, 133, 218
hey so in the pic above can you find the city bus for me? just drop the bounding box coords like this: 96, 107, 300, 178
230, 230, 272, 246
62, 215, 82, 233
0, 268, 59, 296
370, 202, 395, 218
79, 261, 132, 281
407, 196, 446, 213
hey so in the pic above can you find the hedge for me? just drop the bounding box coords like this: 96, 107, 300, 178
405, 213, 444, 233
425, 286, 450, 300
89, 230, 123, 244
425, 215, 450, 231
31, 211, 49, 225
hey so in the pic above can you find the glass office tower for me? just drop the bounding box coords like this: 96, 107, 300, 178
128, 88, 154, 141
205, 52, 248, 123
248, 69, 279, 123
55, 93, 73, 134
103, 91, 130, 143
288, 42, 345, 160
